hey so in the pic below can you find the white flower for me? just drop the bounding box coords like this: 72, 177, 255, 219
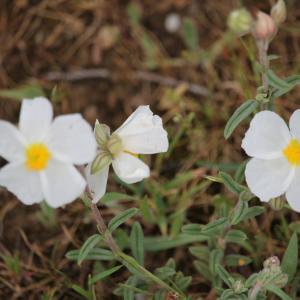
0, 97, 97, 207
242, 110, 300, 212
86, 105, 169, 202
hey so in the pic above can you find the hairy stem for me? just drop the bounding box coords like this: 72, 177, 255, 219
249, 281, 263, 300
79, 167, 184, 298
257, 39, 270, 92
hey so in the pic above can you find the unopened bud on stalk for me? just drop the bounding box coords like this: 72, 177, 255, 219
227, 8, 253, 35
253, 11, 277, 40
263, 256, 280, 269
270, 196, 285, 211
271, 0, 287, 25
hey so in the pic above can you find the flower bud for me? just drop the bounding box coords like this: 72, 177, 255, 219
165, 13, 181, 33
263, 256, 280, 269
227, 8, 253, 35
94, 120, 110, 146
270, 196, 285, 211
107, 133, 123, 157
233, 280, 247, 293
91, 151, 112, 174
253, 11, 277, 40
271, 0, 287, 25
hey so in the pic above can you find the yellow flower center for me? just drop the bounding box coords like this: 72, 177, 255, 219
283, 139, 300, 166
25, 143, 51, 171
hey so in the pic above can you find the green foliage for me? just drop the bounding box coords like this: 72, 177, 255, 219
224, 99, 258, 139
130, 222, 144, 265
0, 83, 45, 100
281, 232, 298, 283
78, 234, 103, 265
182, 17, 199, 51
108, 208, 139, 232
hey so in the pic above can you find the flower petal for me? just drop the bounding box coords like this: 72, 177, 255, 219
0, 121, 26, 162
245, 157, 294, 202
0, 162, 43, 205
41, 159, 86, 208
85, 164, 109, 203
115, 106, 168, 154
47, 114, 97, 165
285, 168, 300, 212
112, 152, 150, 184
242, 111, 291, 159
289, 109, 300, 140
19, 97, 53, 142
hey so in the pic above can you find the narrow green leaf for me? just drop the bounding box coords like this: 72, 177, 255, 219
216, 265, 234, 288
265, 284, 292, 300
201, 217, 228, 234
229, 199, 248, 225
209, 249, 224, 275
78, 234, 102, 264
224, 99, 257, 139
123, 276, 138, 300
130, 222, 144, 265
66, 248, 114, 261
225, 229, 248, 243
182, 17, 199, 51
72, 285, 91, 299
267, 70, 292, 90
194, 260, 212, 281
0, 84, 45, 100
89, 265, 123, 284
240, 206, 265, 222
108, 208, 139, 232
181, 224, 203, 235
101, 192, 135, 206
282, 232, 298, 283
219, 171, 245, 195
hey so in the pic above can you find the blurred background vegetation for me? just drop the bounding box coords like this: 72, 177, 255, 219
0, 0, 300, 299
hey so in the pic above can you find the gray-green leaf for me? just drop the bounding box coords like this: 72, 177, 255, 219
224, 99, 257, 139
108, 208, 139, 232
130, 222, 144, 265
281, 232, 298, 283
78, 234, 102, 264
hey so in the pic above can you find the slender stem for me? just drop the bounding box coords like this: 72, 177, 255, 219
90, 202, 182, 297
249, 282, 262, 300
79, 167, 184, 298
257, 39, 270, 93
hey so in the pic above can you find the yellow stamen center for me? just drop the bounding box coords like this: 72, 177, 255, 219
283, 139, 300, 166
26, 143, 51, 171
238, 258, 246, 266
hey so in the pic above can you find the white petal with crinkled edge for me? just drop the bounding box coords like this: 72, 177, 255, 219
19, 97, 53, 142
0, 121, 26, 162
289, 109, 300, 141
46, 114, 97, 165
112, 152, 150, 184
40, 159, 86, 208
85, 164, 109, 203
115, 106, 162, 135
0, 162, 44, 204
242, 111, 291, 159
285, 168, 300, 212
121, 126, 168, 154
245, 157, 295, 202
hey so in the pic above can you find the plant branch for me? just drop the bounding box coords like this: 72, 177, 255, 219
256, 39, 270, 93
79, 167, 184, 298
